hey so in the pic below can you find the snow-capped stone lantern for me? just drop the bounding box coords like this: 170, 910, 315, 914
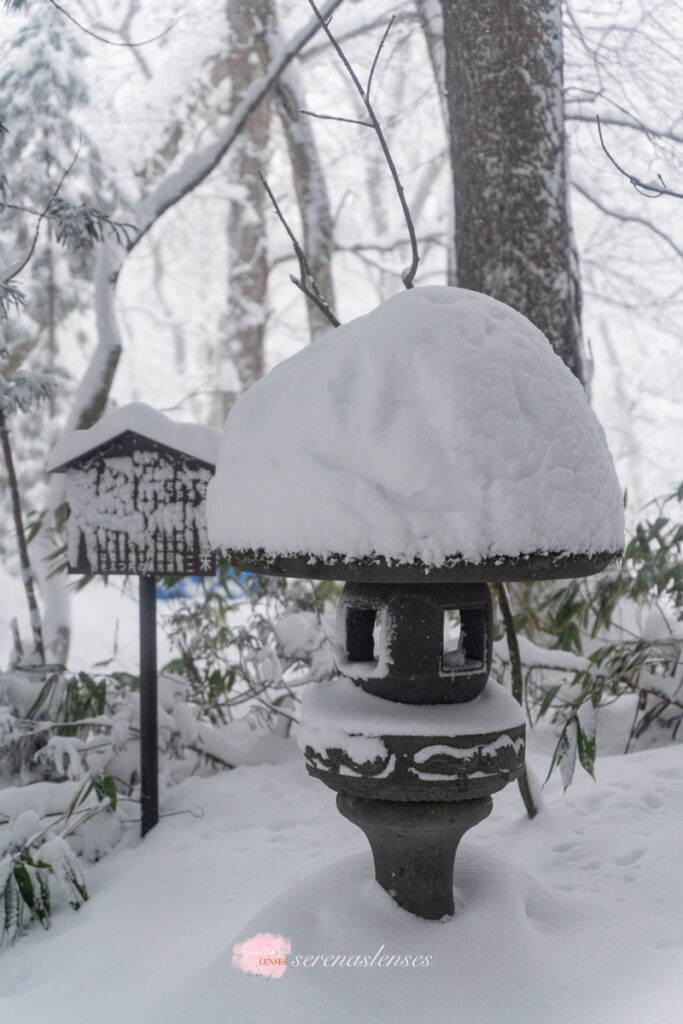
207, 288, 624, 919
48, 403, 219, 836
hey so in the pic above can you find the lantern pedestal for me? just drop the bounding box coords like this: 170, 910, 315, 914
337, 794, 492, 919
293, 576, 524, 918
298, 673, 526, 919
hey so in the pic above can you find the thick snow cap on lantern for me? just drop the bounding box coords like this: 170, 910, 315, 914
207, 287, 624, 580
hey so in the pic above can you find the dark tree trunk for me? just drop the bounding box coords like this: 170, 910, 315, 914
0, 408, 45, 663
440, 0, 585, 385
254, 0, 336, 342
212, 0, 271, 424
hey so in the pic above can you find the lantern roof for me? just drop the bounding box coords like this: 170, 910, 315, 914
207, 287, 624, 579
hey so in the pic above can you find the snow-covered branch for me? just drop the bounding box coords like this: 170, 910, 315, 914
131, 0, 345, 252
69, 0, 345, 433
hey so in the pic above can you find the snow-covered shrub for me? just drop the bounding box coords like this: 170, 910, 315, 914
495, 485, 682, 786
0, 782, 105, 944
161, 559, 337, 731
0, 632, 269, 941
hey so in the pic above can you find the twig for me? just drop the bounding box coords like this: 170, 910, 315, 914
597, 116, 683, 200
286, 105, 372, 128
186, 744, 235, 770
302, 10, 416, 62
573, 181, 683, 260
251, 691, 300, 725
366, 15, 394, 104
566, 109, 683, 148
493, 582, 539, 820
4, 146, 80, 284
45, 0, 175, 48
305, 0, 420, 288
259, 172, 340, 328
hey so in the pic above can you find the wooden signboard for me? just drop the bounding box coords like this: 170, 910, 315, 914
49, 406, 219, 836
58, 432, 216, 578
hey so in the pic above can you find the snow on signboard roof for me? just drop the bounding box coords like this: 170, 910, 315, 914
47, 402, 220, 472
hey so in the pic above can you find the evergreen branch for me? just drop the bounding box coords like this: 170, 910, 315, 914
0, 283, 25, 322
3, 201, 137, 250
50, 199, 137, 251
4, 146, 80, 285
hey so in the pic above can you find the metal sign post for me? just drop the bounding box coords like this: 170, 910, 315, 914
48, 419, 217, 838
139, 574, 159, 836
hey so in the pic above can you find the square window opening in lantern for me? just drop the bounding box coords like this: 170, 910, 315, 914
442, 609, 485, 674
345, 606, 383, 669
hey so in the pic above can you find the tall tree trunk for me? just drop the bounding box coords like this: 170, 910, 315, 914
414, 0, 456, 284
212, 0, 271, 425
46, 219, 57, 418
440, 0, 585, 385
257, 0, 336, 342
0, 408, 45, 664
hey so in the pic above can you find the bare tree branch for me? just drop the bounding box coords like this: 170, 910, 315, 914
493, 582, 539, 821
566, 109, 683, 148
260, 1, 337, 342
597, 116, 683, 200
89, 0, 154, 78
259, 172, 339, 329
365, 14, 394, 104
45, 0, 175, 48
287, 105, 373, 128
269, 231, 445, 268
302, 10, 417, 61
573, 181, 683, 260
305, 0, 420, 288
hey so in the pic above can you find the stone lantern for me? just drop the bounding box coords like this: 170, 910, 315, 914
207, 287, 624, 920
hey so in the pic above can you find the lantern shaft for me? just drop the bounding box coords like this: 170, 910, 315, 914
337, 794, 492, 919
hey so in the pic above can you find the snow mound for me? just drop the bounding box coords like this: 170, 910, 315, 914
48, 402, 220, 471
150, 848, 657, 1024
207, 287, 624, 565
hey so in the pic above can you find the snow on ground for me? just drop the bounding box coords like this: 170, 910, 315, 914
208, 287, 625, 565
1, 730, 682, 1024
